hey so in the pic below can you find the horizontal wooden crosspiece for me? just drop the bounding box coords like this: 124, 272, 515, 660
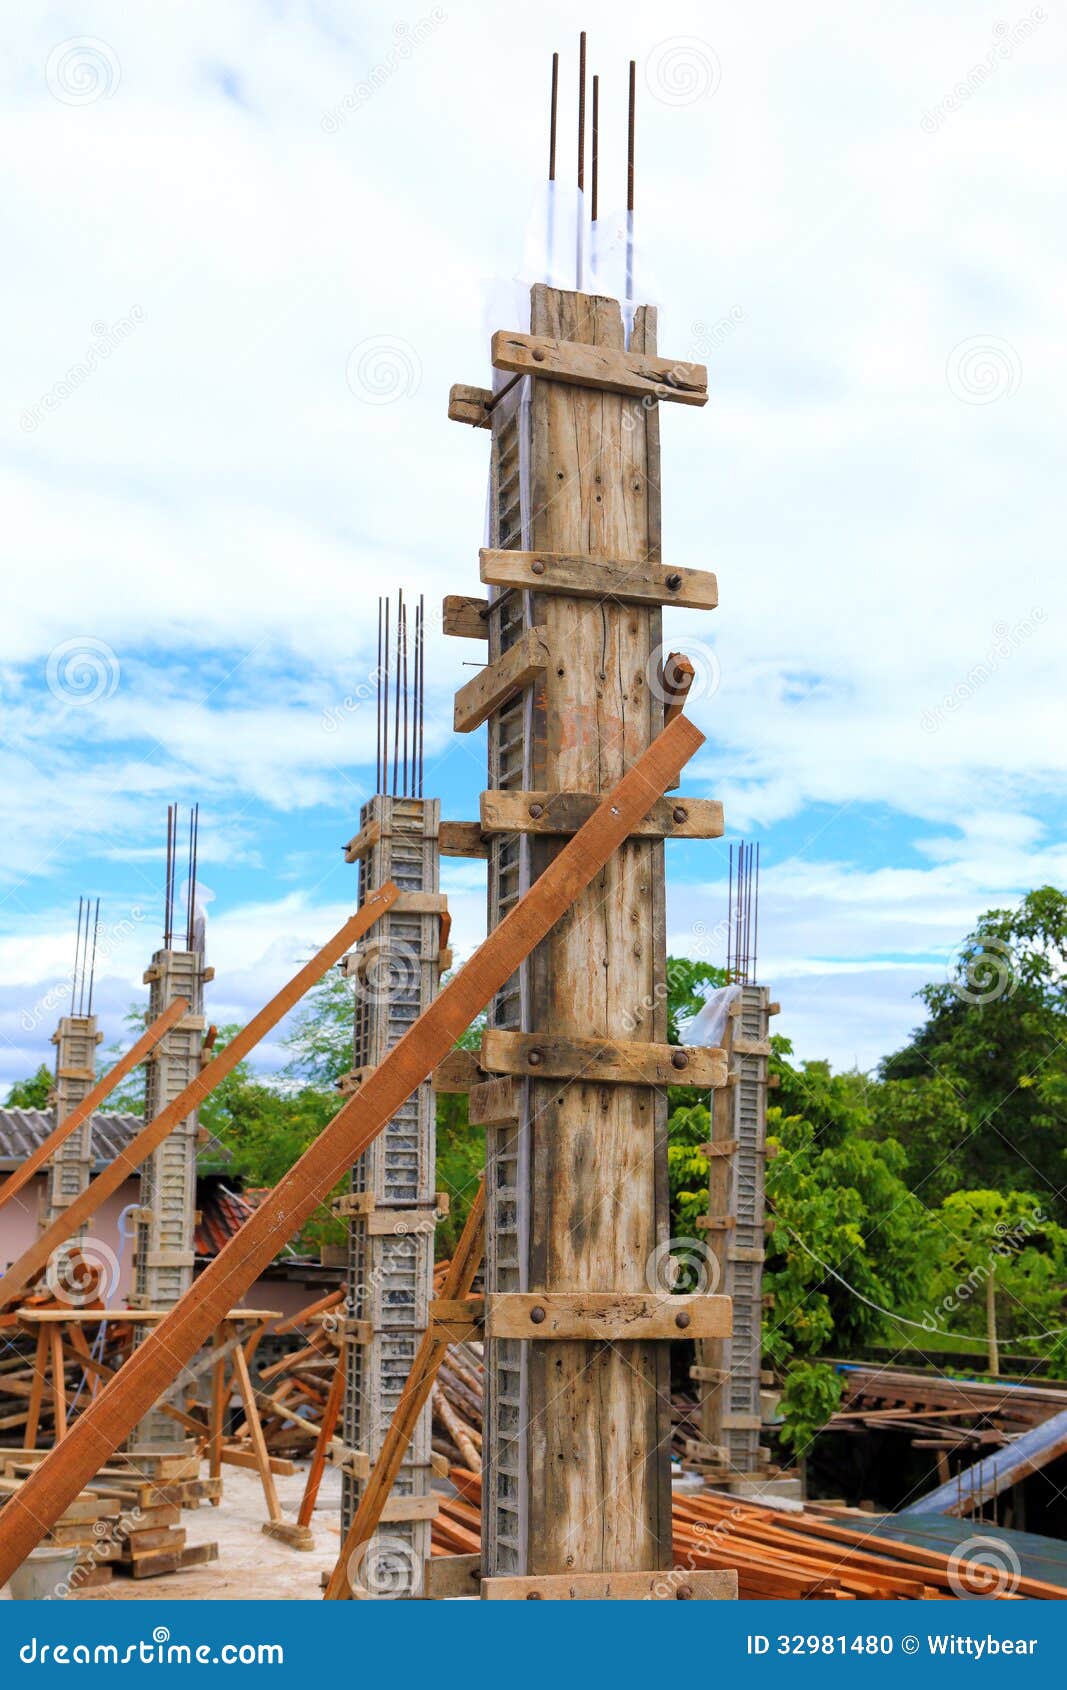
441, 594, 489, 638
481, 1570, 737, 1601
479, 1029, 727, 1089
453, 627, 549, 733
479, 789, 723, 841
479, 549, 717, 611
486, 1291, 732, 1342
490, 331, 708, 406
447, 383, 493, 427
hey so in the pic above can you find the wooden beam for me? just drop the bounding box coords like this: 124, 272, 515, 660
0, 997, 190, 1214
431, 1048, 484, 1094
479, 1029, 727, 1089
448, 383, 493, 427
479, 549, 717, 611
342, 818, 380, 864
0, 714, 705, 1584
468, 1075, 519, 1127
481, 1570, 737, 1600
324, 1182, 486, 1600
486, 1292, 731, 1342
442, 595, 490, 639
438, 821, 488, 858
491, 331, 708, 407
453, 628, 548, 734
661, 652, 695, 726
0, 888, 400, 1313
479, 790, 723, 840
424, 1551, 481, 1599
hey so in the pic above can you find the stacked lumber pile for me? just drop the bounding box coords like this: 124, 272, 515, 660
435, 1470, 1066, 1599
0, 1454, 218, 1583
828, 1364, 1067, 1456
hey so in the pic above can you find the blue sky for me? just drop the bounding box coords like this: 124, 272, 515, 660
2, 0, 1064, 1089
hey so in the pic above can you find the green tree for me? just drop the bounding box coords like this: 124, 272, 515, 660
924, 1189, 1067, 1370
5, 1064, 54, 1108
878, 887, 1067, 1216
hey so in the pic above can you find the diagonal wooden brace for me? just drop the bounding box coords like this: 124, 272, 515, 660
0, 714, 704, 1587
0, 886, 400, 1313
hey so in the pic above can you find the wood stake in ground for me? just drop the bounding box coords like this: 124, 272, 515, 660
324, 1180, 486, 1599
0, 715, 702, 1586
0, 997, 190, 1214
0, 887, 400, 1312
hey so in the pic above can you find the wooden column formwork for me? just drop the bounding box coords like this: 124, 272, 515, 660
469, 285, 714, 1580
129, 946, 207, 1452
43, 1015, 102, 1233
697, 985, 771, 1478
337, 797, 444, 1594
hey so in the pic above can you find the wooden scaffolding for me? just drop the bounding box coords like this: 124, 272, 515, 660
446, 282, 731, 1595
337, 790, 447, 1594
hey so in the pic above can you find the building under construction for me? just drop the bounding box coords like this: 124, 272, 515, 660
0, 34, 1064, 1608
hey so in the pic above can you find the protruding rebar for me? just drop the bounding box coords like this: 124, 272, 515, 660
71, 897, 84, 1015
85, 898, 101, 1015
626, 58, 636, 304
591, 72, 599, 226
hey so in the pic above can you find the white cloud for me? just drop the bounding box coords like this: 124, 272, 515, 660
0, 0, 1063, 1082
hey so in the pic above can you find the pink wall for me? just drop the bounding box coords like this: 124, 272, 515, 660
0, 1174, 337, 1319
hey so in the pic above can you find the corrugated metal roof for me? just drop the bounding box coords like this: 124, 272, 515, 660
0, 1106, 144, 1170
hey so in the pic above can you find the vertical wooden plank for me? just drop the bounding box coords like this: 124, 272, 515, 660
482, 284, 673, 1577
49, 1327, 67, 1441
24, 1326, 50, 1450
209, 1327, 227, 1503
